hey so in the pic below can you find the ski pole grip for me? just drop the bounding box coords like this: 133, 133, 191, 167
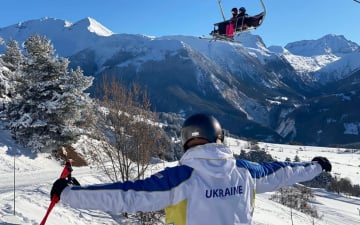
60, 161, 72, 179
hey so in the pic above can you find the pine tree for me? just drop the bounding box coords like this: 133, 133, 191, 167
0, 39, 23, 100
2, 39, 23, 72
294, 155, 300, 162
7, 35, 94, 152
1, 39, 24, 119
0, 58, 8, 100
0, 60, 8, 116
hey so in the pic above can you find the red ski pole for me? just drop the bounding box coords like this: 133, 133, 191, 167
40, 160, 73, 225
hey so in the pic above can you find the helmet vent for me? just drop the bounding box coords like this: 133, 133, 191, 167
191, 131, 200, 137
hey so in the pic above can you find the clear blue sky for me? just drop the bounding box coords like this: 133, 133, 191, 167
1, 0, 359, 47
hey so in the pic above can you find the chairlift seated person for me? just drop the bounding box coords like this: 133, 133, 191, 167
210, 8, 238, 38
210, 6, 265, 39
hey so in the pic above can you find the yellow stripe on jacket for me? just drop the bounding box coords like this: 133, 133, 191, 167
165, 199, 187, 225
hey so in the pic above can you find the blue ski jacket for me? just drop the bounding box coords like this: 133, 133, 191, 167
61, 143, 322, 225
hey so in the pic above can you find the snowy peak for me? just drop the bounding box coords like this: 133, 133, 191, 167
0, 17, 114, 41
0, 17, 68, 38
0, 17, 116, 56
268, 45, 289, 54
71, 17, 114, 37
237, 32, 267, 49
285, 34, 360, 57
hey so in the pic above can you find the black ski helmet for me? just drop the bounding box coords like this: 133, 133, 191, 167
181, 113, 224, 151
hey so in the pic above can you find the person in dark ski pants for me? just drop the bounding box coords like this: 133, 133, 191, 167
51, 113, 332, 225
212, 7, 238, 36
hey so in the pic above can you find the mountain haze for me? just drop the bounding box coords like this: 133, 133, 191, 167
1, 17, 359, 146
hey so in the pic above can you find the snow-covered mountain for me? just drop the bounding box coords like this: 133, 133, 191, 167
271, 34, 360, 84
285, 34, 360, 57
1, 17, 359, 146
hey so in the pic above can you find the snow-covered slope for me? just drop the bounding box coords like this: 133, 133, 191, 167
1, 128, 360, 225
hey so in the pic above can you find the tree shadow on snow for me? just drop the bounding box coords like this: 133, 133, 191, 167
0, 128, 37, 159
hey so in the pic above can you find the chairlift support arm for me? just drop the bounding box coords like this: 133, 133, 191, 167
217, 0, 267, 21
259, 0, 267, 24
217, 0, 226, 21
260, 0, 266, 15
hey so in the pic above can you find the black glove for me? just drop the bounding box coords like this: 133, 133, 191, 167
65, 161, 73, 172
312, 156, 332, 172
69, 177, 81, 186
50, 178, 68, 200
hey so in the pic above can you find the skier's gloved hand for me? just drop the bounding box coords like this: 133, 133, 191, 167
65, 161, 73, 172
50, 178, 68, 200
70, 177, 81, 186
312, 156, 332, 172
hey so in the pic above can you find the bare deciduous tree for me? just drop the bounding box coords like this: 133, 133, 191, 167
270, 185, 319, 224
91, 77, 168, 182
89, 77, 168, 224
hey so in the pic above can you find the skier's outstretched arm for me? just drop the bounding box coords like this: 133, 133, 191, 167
236, 156, 331, 193
51, 165, 193, 213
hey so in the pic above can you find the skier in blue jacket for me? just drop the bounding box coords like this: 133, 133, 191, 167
51, 113, 331, 225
